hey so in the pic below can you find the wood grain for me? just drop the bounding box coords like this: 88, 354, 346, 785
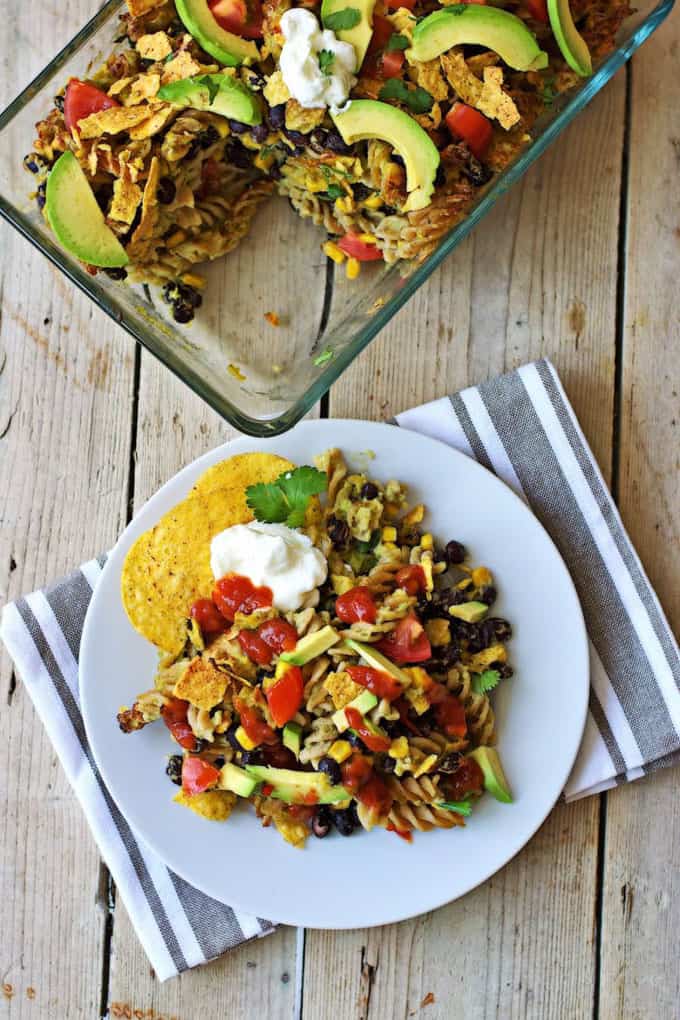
303, 73, 626, 1020
598, 14, 680, 1020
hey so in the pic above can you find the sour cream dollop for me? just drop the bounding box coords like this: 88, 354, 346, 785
210, 521, 327, 613
279, 8, 357, 111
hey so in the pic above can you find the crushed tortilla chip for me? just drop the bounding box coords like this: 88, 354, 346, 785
77, 104, 153, 138
130, 154, 161, 246
109, 176, 143, 224
440, 52, 519, 130
263, 70, 291, 107
285, 99, 325, 133
409, 59, 449, 101
125, 0, 164, 14
173, 657, 228, 710
128, 103, 177, 139
323, 671, 363, 709
161, 50, 203, 85
174, 789, 236, 821
136, 31, 173, 61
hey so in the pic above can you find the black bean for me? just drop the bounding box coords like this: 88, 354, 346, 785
434, 163, 446, 187
228, 118, 250, 134
245, 68, 266, 90
308, 128, 329, 153
165, 754, 183, 785
199, 125, 219, 149
318, 756, 342, 785
352, 182, 372, 201
226, 723, 243, 749
333, 807, 356, 836
225, 141, 252, 169
478, 584, 497, 606
438, 751, 462, 773
103, 266, 128, 281
239, 749, 264, 765
185, 139, 200, 160
391, 153, 405, 168
360, 482, 378, 500
267, 164, 282, 181
213, 756, 226, 769
461, 154, 493, 187
445, 540, 466, 565
267, 103, 286, 129
490, 661, 514, 680
475, 619, 497, 651
448, 618, 477, 643
36, 182, 46, 210
172, 301, 195, 324
312, 805, 332, 838
489, 618, 512, 642
193, 738, 207, 753
376, 752, 395, 774
432, 640, 461, 669
23, 153, 44, 174
157, 176, 176, 204
251, 123, 269, 143
327, 514, 350, 548
53, 93, 65, 112
347, 730, 367, 751
284, 128, 307, 146
324, 130, 352, 154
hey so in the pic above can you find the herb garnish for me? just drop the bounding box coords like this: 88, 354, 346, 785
378, 78, 434, 114
323, 6, 361, 30
471, 669, 501, 695
386, 33, 409, 51
437, 799, 473, 816
246, 466, 328, 528
318, 49, 336, 75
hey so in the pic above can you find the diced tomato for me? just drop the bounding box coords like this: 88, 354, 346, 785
238, 629, 273, 666
442, 757, 484, 801
526, 0, 548, 20
289, 803, 316, 821
345, 707, 391, 752
213, 574, 273, 622
386, 0, 414, 9
262, 742, 298, 768
445, 102, 493, 161
303, 789, 319, 805
379, 49, 405, 79
335, 586, 378, 624
182, 756, 220, 795
161, 698, 196, 750
434, 694, 467, 738
265, 665, 304, 727
63, 79, 119, 132
369, 13, 394, 50
262, 782, 274, 796
208, 0, 263, 37
235, 697, 278, 746
346, 664, 403, 703
425, 680, 448, 705
257, 618, 298, 653
387, 822, 413, 842
340, 754, 374, 793
375, 614, 431, 664
395, 565, 427, 596
190, 598, 227, 639
337, 234, 384, 262
356, 773, 393, 815
394, 697, 422, 735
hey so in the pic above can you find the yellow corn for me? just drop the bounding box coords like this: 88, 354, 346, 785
335, 196, 354, 214
322, 241, 345, 264
331, 574, 355, 595
420, 533, 433, 551
235, 725, 256, 751
381, 542, 399, 556
388, 736, 409, 759
363, 194, 383, 209
413, 754, 438, 778
402, 503, 425, 526
471, 566, 493, 588
358, 232, 377, 244
381, 525, 397, 542
345, 257, 360, 280
165, 229, 186, 248
328, 740, 352, 764
180, 273, 206, 290
275, 659, 292, 680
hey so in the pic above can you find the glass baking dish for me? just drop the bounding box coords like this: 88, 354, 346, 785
0, 0, 672, 435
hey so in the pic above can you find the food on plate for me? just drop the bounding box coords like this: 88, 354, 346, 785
118, 448, 515, 847
24, 0, 630, 317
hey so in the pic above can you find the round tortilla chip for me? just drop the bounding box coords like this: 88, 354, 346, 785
121, 453, 295, 655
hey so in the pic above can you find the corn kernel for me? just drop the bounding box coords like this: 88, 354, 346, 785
345, 257, 360, 280
420, 533, 433, 551
331, 574, 354, 595
402, 503, 425, 526
322, 241, 345, 264
413, 754, 439, 778
180, 273, 206, 290
328, 740, 352, 764
472, 566, 493, 587
335, 196, 354, 214
388, 736, 409, 759
363, 194, 383, 209
456, 578, 472, 590
382, 525, 397, 542
358, 232, 377, 244
235, 725, 256, 751
165, 229, 186, 248
381, 542, 399, 556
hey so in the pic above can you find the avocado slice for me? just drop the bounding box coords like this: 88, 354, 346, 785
175, 0, 259, 66
282, 721, 303, 758
344, 637, 410, 687
448, 600, 488, 623
158, 73, 262, 125
470, 747, 513, 803
331, 100, 440, 212
331, 689, 378, 731
220, 762, 259, 797
245, 764, 350, 803
45, 152, 129, 269
321, 0, 376, 68
280, 625, 341, 666
407, 5, 548, 71
547, 0, 592, 76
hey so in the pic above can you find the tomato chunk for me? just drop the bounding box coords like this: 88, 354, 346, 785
442, 757, 484, 800
265, 665, 304, 727
63, 79, 119, 132
335, 586, 378, 624
213, 574, 272, 621
356, 773, 393, 815
161, 698, 196, 750
345, 707, 391, 752
182, 756, 221, 795
235, 698, 278, 746
434, 694, 467, 738
257, 618, 298, 653
208, 0, 263, 37
445, 102, 493, 161
526, 0, 548, 20
380, 49, 405, 79
337, 234, 384, 262
340, 754, 374, 793
346, 664, 403, 702
395, 564, 427, 595
238, 629, 273, 665
375, 614, 431, 664
386, 0, 414, 9
190, 598, 227, 638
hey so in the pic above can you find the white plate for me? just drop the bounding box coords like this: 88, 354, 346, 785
81, 420, 589, 929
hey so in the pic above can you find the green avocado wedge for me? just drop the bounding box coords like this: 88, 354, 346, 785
547, 0, 592, 76
407, 5, 548, 71
331, 100, 440, 212
175, 0, 259, 66
321, 0, 377, 68
158, 73, 262, 125
46, 151, 129, 269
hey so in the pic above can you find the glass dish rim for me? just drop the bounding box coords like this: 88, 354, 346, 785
0, 0, 674, 436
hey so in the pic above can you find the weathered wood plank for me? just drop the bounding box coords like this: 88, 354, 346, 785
303, 70, 626, 1020
598, 14, 680, 1019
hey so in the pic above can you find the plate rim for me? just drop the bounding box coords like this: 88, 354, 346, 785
81, 418, 590, 928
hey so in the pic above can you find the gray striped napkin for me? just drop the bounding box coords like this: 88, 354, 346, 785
2, 357, 679, 978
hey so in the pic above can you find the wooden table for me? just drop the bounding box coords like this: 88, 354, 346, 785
1, 2, 679, 1015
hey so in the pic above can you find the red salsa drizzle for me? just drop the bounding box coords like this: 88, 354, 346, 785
234, 697, 278, 746
190, 598, 227, 638
340, 754, 373, 794
395, 564, 427, 595
345, 707, 391, 752
213, 574, 273, 622
346, 664, 402, 702
442, 757, 485, 801
387, 822, 413, 843
161, 698, 196, 750
335, 586, 378, 624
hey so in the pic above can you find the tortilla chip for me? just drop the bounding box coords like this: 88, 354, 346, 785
161, 50, 203, 85
130, 154, 161, 246
136, 31, 173, 61
125, 0, 163, 15
128, 103, 176, 140
121, 453, 295, 655
173, 657, 228, 710
440, 52, 519, 130
173, 789, 236, 820
77, 105, 153, 138
109, 176, 143, 224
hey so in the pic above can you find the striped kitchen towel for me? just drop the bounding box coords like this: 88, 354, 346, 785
2, 357, 679, 978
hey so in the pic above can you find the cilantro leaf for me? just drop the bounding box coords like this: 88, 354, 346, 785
318, 49, 335, 75
199, 75, 220, 105
324, 6, 361, 30
437, 799, 473, 816
471, 669, 501, 695
378, 79, 433, 115
386, 33, 409, 51
325, 182, 344, 200
246, 466, 328, 528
